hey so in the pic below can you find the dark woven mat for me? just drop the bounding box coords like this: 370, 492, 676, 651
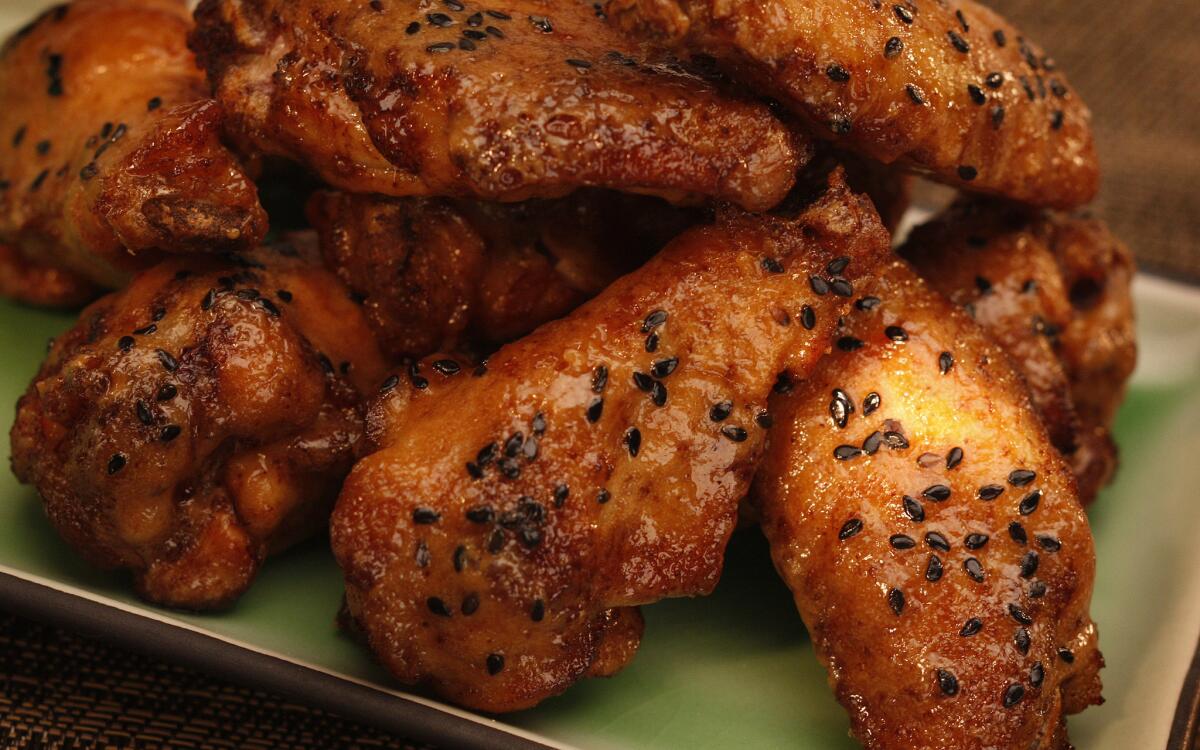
0, 612, 430, 749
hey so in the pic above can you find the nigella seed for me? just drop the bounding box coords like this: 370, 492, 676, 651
761, 257, 785, 273
1030, 662, 1045, 687
1037, 535, 1062, 552
885, 36, 904, 58
586, 398, 604, 423
592, 365, 608, 393
906, 83, 927, 105
800, 305, 816, 329
1020, 551, 1039, 578
427, 597, 451, 617
856, 296, 881, 311
651, 357, 678, 378
903, 495, 925, 522
641, 309, 668, 332
948, 30, 970, 53
826, 64, 850, 82
107, 453, 126, 475
978, 484, 1004, 500
721, 425, 748, 443
755, 411, 774, 428
461, 593, 480, 616
890, 534, 916, 550
809, 276, 830, 295
486, 653, 505, 675
967, 83, 986, 105
597, 489, 611, 504
156, 383, 177, 401
837, 336, 865, 352
531, 599, 545, 622
834, 445, 864, 461
554, 484, 570, 507
710, 401, 733, 422
839, 518, 863, 540
1009, 469, 1036, 486
885, 325, 908, 342
1009, 521, 1028, 545
863, 392, 881, 415
923, 484, 951, 502
1059, 648, 1075, 663
939, 351, 955, 374
1003, 683, 1025, 708
863, 431, 884, 455
413, 507, 440, 524
624, 427, 642, 457
964, 533, 989, 550
887, 588, 905, 615
466, 505, 494, 524
1018, 490, 1043, 515
946, 447, 964, 469
960, 618, 983, 637
926, 554, 944, 582
1009, 603, 1033, 625
926, 532, 951, 553
826, 256, 850, 275
160, 425, 181, 443
893, 4, 913, 24
937, 669, 959, 696
136, 400, 153, 426
964, 557, 985, 582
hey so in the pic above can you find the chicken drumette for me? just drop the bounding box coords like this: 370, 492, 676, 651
11, 238, 386, 609
0, 0, 266, 305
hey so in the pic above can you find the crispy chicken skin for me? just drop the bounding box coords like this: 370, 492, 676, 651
755, 260, 1102, 749
607, 0, 1098, 208
901, 200, 1136, 503
330, 172, 892, 712
307, 189, 697, 359
0, 0, 267, 303
190, 0, 807, 211
11, 239, 386, 610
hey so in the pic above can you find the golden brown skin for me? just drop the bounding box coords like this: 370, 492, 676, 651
11, 238, 387, 610
330, 171, 892, 712
190, 0, 806, 211
308, 189, 697, 359
755, 260, 1102, 749
607, 0, 1098, 208
0, 241, 99, 307
901, 200, 1136, 503
0, 0, 267, 303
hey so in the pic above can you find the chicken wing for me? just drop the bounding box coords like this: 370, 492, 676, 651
755, 259, 1102, 749
607, 0, 1097, 208
329, 171, 892, 711
190, 0, 806, 211
307, 189, 697, 359
11, 237, 387, 609
0, 0, 267, 304
901, 200, 1135, 503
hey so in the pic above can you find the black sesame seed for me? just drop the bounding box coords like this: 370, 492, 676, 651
829, 278, 854, 297
135, 400, 153, 426
903, 495, 925, 522
993, 29, 1007, 47
1014, 629, 1031, 657
485, 24, 504, 37
937, 669, 959, 696
466, 461, 482, 479
566, 58, 592, 69
893, 5, 913, 24
890, 534, 916, 550
926, 532, 951, 553
415, 540, 431, 568
466, 505, 494, 524
830, 389, 853, 428
1029, 581, 1048, 598
985, 71, 1004, 89
624, 427, 642, 457
1009, 603, 1033, 625
459, 38, 477, 51
499, 457, 520, 479
530, 599, 545, 622
710, 401, 733, 422
597, 489, 611, 504
945, 447, 964, 469
1058, 648, 1075, 664
117, 336, 135, 352
923, 484, 951, 502
964, 557, 985, 582
486, 9, 511, 19
856, 296, 881, 311
1009, 521, 1028, 545
586, 398, 604, 423
760, 257, 785, 274
1003, 683, 1025, 708
721, 425, 748, 443
650, 381, 668, 407
460, 592, 479, 616
1009, 469, 1036, 486
978, 484, 1004, 501
800, 305, 816, 329
1020, 551, 1040, 578
645, 332, 659, 352
531, 412, 546, 436
156, 383, 177, 401
960, 617, 983, 637
926, 554, 944, 582
885, 36, 904, 58
29, 169, 49, 191
432, 358, 461, 375
1030, 662, 1045, 687
831, 117, 853, 134
35, 140, 50, 155
755, 411, 774, 429
1037, 535, 1062, 552
642, 309, 667, 332
964, 533, 989, 550
518, 527, 542, 548
160, 425, 181, 443
991, 105, 1006, 129
885, 325, 908, 342
826, 64, 851, 82
591, 365, 608, 393
838, 518, 864, 541
504, 432, 524, 458
948, 30, 970, 53
11, 126, 26, 148
1018, 489, 1042, 515
426, 597, 451, 617
826, 256, 850, 276
938, 351, 955, 374
427, 11, 453, 25
809, 276, 830, 295
651, 357, 678, 378
862, 431, 883, 455
529, 14, 552, 32
486, 653, 505, 675
466, 11, 483, 25
487, 529, 504, 553
553, 484, 570, 508
107, 453, 126, 475
632, 371, 653, 393
426, 42, 455, 53
957, 165, 978, 181
406, 21, 420, 33
956, 9, 970, 31
863, 392, 881, 415
834, 445, 864, 461
837, 336, 865, 352
887, 587, 905, 615
967, 83, 986, 105
413, 507, 440, 524
905, 83, 927, 105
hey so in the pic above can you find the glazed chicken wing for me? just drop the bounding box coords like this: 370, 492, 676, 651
11, 238, 386, 609
190, 0, 806, 211
607, 0, 1097, 208
0, 0, 266, 304
307, 189, 697, 359
330, 171, 892, 711
755, 260, 1102, 749
901, 200, 1136, 503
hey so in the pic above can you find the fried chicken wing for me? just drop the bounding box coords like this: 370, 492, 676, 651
755, 260, 1102, 749
0, 0, 267, 304
307, 189, 697, 359
901, 200, 1136, 502
607, 0, 1098, 208
329, 171, 892, 711
190, 0, 806, 211
11, 238, 386, 609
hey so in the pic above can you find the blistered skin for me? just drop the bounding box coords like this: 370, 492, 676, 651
901, 201, 1136, 503
607, 0, 1097, 208
11, 240, 387, 610
190, 0, 806, 211
0, 241, 99, 308
308, 189, 697, 359
330, 172, 892, 712
0, 0, 266, 302
755, 261, 1102, 749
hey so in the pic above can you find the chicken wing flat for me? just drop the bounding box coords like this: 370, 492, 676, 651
0, 240, 99, 307
190, 0, 806, 211
307, 189, 697, 359
755, 259, 1102, 749
607, 0, 1098, 208
0, 0, 266, 302
329, 171, 892, 711
11, 238, 387, 609
901, 200, 1136, 503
